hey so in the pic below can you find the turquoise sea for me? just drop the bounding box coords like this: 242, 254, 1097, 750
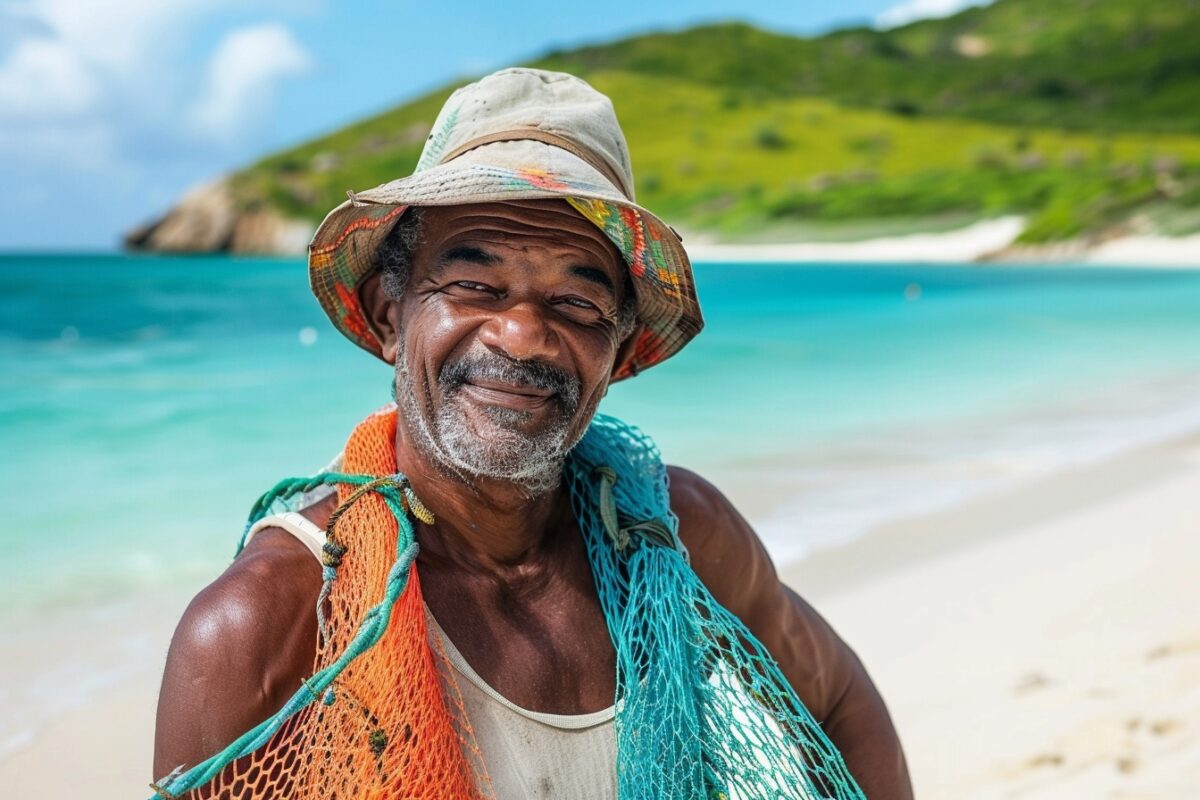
3, 253, 1200, 619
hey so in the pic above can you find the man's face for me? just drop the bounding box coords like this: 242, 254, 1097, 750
384, 200, 630, 493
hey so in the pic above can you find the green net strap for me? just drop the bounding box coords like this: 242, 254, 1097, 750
150, 472, 420, 799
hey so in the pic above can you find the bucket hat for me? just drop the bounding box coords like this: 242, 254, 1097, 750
308, 67, 701, 380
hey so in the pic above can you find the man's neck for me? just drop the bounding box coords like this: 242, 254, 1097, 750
392, 419, 574, 574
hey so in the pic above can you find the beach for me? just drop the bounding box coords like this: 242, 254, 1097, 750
2, 424, 1197, 798
685, 217, 1200, 268
2, 254, 1198, 798
5, 0, 1199, 793
786, 430, 1200, 799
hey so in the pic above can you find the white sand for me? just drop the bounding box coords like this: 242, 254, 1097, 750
687, 216, 1200, 267
0, 599, 178, 798
786, 432, 1200, 799
687, 216, 1027, 263
1085, 232, 1200, 268
2, 434, 1198, 798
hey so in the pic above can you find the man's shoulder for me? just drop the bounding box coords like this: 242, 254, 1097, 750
155, 503, 330, 775
666, 464, 726, 508
169, 495, 334, 664
174, 530, 320, 655
665, 465, 775, 611
665, 465, 752, 550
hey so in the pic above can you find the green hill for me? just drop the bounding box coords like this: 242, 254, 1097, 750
540, 0, 1200, 134
202, 0, 1200, 249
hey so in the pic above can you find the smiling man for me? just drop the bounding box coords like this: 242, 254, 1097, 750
152, 68, 912, 800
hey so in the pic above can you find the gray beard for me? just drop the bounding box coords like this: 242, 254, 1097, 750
393, 346, 585, 496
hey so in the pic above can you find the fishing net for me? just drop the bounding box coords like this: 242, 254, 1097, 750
150, 407, 863, 799
152, 408, 491, 799
566, 414, 863, 799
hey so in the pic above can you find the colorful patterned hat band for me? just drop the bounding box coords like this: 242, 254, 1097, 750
308, 67, 703, 380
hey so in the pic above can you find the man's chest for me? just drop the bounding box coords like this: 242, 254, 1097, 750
420, 563, 617, 716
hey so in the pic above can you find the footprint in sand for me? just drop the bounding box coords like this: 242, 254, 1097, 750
1014, 671, 1051, 694
1149, 718, 1180, 737
1026, 752, 1064, 769
1146, 643, 1174, 661
1145, 639, 1200, 661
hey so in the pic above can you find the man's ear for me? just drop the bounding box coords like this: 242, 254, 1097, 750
610, 325, 643, 382
358, 272, 401, 364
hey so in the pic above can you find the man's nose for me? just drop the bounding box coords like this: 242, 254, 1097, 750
476, 300, 561, 363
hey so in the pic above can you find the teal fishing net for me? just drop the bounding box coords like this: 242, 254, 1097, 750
567, 413, 865, 799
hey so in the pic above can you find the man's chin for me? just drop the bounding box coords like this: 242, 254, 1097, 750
422, 398, 572, 486
450, 392, 566, 441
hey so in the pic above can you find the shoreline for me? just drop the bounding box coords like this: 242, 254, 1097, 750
782, 429, 1200, 798
784, 429, 1199, 603
686, 217, 1200, 268
22, 217, 1200, 269
2, 430, 1198, 797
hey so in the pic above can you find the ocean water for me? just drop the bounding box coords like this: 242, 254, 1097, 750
3, 254, 1200, 617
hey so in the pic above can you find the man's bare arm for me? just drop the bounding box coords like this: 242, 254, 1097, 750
669, 466, 913, 800
153, 529, 321, 780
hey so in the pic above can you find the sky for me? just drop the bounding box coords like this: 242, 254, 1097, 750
0, 0, 990, 250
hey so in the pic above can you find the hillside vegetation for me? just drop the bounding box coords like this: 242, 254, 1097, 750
220, 0, 1200, 247
541, 0, 1200, 134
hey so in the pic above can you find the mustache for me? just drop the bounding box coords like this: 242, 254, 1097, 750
439, 351, 581, 411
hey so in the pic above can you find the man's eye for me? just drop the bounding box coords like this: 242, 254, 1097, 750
453, 281, 494, 293
560, 296, 599, 311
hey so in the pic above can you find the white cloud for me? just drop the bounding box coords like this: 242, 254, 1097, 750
875, 0, 992, 29
0, 37, 99, 117
0, 0, 312, 167
2, 0, 218, 77
188, 23, 311, 142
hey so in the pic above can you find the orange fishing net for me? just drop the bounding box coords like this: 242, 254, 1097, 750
186, 409, 491, 799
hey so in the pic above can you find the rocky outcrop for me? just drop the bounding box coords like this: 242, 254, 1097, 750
124, 179, 314, 255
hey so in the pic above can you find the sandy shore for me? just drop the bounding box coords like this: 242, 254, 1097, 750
687, 216, 1200, 267
687, 216, 1028, 264
1085, 232, 1200, 268
2, 434, 1198, 798
0, 595, 184, 798
785, 432, 1200, 799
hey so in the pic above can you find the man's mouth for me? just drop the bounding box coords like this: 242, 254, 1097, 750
438, 350, 581, 418
458, 378, 556, 411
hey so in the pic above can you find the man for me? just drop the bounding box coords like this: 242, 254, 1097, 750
154, 68, 911, 799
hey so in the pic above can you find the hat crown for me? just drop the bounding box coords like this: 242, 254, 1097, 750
415, 68, 636, 200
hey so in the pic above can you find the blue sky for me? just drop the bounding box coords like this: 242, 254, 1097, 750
0, 0, 987, 249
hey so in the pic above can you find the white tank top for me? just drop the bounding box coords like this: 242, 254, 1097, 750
245, 499, 618, 800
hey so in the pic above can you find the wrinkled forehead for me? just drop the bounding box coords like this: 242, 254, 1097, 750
413, 200, 625, 272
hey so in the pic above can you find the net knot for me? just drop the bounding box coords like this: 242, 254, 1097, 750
315, 473, 431, 640
149, 766, 183, 799
368, 728, 389, 757
592, 464, 686, 561
321, 540, 348, 568
148, 783, 177, 799
323, 474, 434, 571
300, 677, 337, 707
402, 484, 435, 524
592, 466, 628, 550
